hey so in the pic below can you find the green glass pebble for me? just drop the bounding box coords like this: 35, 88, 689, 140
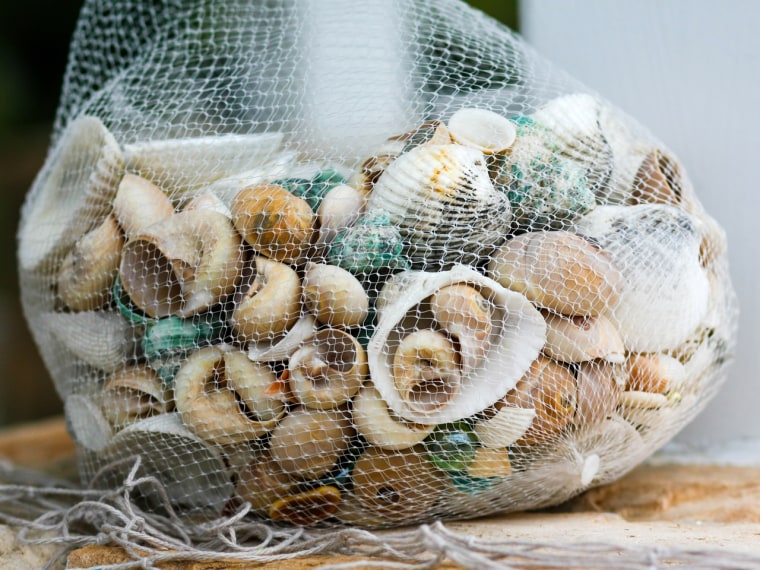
327, 211, 410, 274
450, 474, 501, 495
424, 421, 480, 473
141, 315, 224, 365
273, 168, 347, 211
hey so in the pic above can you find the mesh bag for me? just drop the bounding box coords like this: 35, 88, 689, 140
18, 0, 737, 528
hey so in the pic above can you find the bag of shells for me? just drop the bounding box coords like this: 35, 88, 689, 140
18, 0, 736, 529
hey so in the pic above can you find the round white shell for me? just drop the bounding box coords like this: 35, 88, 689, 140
447, 108, 517, 154
368, 265, 546, 424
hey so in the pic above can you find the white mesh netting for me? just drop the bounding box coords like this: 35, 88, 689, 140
18, 0, 737, 533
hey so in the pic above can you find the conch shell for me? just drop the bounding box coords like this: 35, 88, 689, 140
368, 265, 546, 424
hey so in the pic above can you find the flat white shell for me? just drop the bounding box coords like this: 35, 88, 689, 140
447, 108, 516, 154
474, 406, 536, 448
100, 413, 233, 514
19, 115, 124, 272
65, 394, 113, 452
368, 265, 546, 424
247, 315, 317, 362
575, 204, 709, 352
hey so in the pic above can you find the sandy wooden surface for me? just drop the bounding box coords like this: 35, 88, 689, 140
1, 417, 759, 569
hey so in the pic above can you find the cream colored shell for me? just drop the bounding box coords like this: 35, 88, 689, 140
543, 312, 625, 364
112, 173, 174, 236
102, 365, 171, 429
302, 262, 369, 328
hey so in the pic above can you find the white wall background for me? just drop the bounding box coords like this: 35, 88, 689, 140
522, 0, 759, 446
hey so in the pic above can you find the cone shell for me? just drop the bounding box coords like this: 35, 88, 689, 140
231, 183, 314, 264
367, 143, 511, 269
19, 115, 124, 273
352, 385, 435, 450
288, 328, 367, 409
302, 262, 369, 328
575, 204, 709, 351
112, 174, 175, 236
120, 209, 243, 318
447, 108, 517, 154
230, 256, 301, 343
488, 230, 622, 317
268, 407, 354, 480
573, 360, 624, 426
543, 312, 625, 364
474, 405, 536, 449
369, 265, 546, 424
351, 446, 447, 522
173, 347, 286, 446
102, 365, 171, 429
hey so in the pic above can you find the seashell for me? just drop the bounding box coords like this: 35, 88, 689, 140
352, 385, 434, 450
327, 211, 409, 274
698, 211, 728, 272
542, 312, 625, 364
123, 132, 284, 195
488, 230, 622, 317
64, 394, 113, 452
369, 265, 546, 425
273, 168, 347, 211
430, 283, 493, 374
246, 315, 318, 362
331, 494, 387, 527
466, 447, 513, 479
302, 262, 369, 328
230, 256, 301, 343
626, 353, 686, 396
112, 173, 174, 237
474, 405, 536, 449
351, 446, 447, 522
236, 453, 297, 516
316, 184, 366, 246
181, 192, 232, 218
231, 183, 314, 264
102, 365, 171, 429
46, 310, 135, 372
269, 485, 342, 526
288, 328, 367, 409
617, 389, 683, 431
447, 108, 517, 154
504, 355, 578, 446
100, 413, 233, 515
120, 208, 243, 318
573, 360, 624, 426
173, 347, 286, 446
367, 143, 512, 269
140, 314, 225, 374
19, 115, 124, 273
575, 204, 709, 351
349, 149, 403, 197
630, 149, 683, 206
268, 407, 354, 480
423, 421, 479, 472
58, 214, 124, 311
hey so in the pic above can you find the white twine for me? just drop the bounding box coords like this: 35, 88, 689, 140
1, 456, 759, 570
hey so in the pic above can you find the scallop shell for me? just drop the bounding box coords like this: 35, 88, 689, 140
474, 405, 536, 449
123, 132, 284, 195
46, 310, 136, 372
543, 312, 625, 364
367, 143, 512, 269
575, 204, 709, 351
19, 115, 124, 273
368, 265, 546, 424
99, 413, 233, 515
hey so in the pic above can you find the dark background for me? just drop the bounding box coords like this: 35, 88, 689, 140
0, 0, 518, 426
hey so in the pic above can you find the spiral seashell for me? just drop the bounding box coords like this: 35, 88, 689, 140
112, 173, 175, 237
351, 446, 447, 522
288, 328, 367, 409
173, 347, 286, 446
352, 385, 434, 450
316, 184, 366, 245
120, 208, 243, 318
488, 230, 622, 317
268, 407, 354, 480
474, 405, 536, 449
102, 365, 171, 429
575, 204, 709, 351
447, 107, 517, 154
302, 262, 369, 328
430, 283, 493, 374
367, 143, 512, 269
230, 256, 301, 343
573, 360, 624, 426
542, 312, 625, 364
57, 214, 124, 311
369, 265, 546, 425
236, 453, 298, 516
231, 183, 314, 264
504, 355, 578, 446
626, 353, 686, 396
19, 115, 124, 273
466, 447, 513, 479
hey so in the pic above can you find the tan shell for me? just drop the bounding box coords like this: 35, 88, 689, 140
302, 262, 369, 328
268, 407, 354, 480
573, 360, 624, 426
352, 385, 435, 450
236, 453, 297, 516
369, 265, 546, 425
173, 347, 286, 446
351, 446, 446, 522
230, 256, 301, 343
231, 183, 314, 264
626, 353, 686, 395
288, 328, 367, 410
488, 230, 622, 317
316, 184, 366, 245
120, 209, 243, 318
466, 447, 513, 479
246, 315, 318, 363
102, 365, 171, 429
630, 149, 683, 206
58, 214, 124, 311
269, 485, 342, 526
543, 312, 625, 364
447, 107, 517, 154
112, 173, 174, 236
474, 405, 536, 449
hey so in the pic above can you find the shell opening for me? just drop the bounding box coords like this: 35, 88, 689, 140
376, 486, 401, 505
121, 239, 185, 317
313, 330, 357, 373
405, 368, 459, 412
